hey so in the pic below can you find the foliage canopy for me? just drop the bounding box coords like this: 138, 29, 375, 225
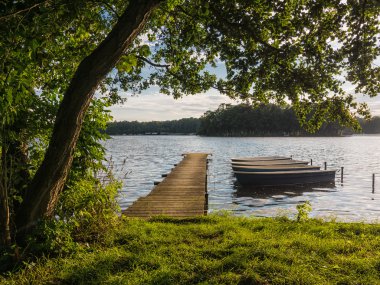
136, 0, 380, 130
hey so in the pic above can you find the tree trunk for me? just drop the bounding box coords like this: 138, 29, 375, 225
0, 187, 11, 247
16, 0, 163, 235
0, 145, 11, 247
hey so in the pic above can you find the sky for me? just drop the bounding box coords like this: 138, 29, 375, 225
109, 58, 237, 121
110, 34, 380, 122
109, 50, 380, 122
110, 89, 236, 121
109, 88, 380, 122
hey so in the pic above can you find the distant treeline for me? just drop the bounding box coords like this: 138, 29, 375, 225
357, 117, 380, 134
106, 104, 380, 136
198, 104, 380, 136
106, 118, 199, 135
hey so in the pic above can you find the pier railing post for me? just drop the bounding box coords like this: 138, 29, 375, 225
205, 193, 209, 213
373, 173, 375, 193
205, 159, 209, 214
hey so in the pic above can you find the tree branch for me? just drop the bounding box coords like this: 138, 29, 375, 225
96, 1, 121, 19
0, 0, 50, 21
135, 55, 170, 68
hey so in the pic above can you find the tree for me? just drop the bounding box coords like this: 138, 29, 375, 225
1, 0, 164, 245
15, 0, 163, 238
198, 103, 353, 136
358, 116, 380, 133
1, 0, 379, 246
106, 118, 200, 135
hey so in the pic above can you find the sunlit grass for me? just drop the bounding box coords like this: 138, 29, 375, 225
2, 214, 380, 284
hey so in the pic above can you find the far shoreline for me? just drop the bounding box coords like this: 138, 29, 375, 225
108, 133, 380, 137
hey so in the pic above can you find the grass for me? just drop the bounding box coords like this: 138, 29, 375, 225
1, 214, 380, 284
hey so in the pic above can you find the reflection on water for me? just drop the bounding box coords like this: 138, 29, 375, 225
232, 182, 336, 216
234, 182, 336, 200
105, 135, 380, 222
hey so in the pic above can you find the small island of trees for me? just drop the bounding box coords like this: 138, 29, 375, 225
198, 103, 346, 136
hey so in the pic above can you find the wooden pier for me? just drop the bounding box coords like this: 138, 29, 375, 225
123, 153, 210, 218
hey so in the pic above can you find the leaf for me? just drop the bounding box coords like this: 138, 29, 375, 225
116, 55, 138, 73
6, 89, 13, 104
139, 45, 151, 57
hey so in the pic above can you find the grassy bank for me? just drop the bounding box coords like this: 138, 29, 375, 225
1, 215, 380, 284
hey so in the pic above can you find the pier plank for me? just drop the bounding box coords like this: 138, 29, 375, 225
123, 153, 209, 218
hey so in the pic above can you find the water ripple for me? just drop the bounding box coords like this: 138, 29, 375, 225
105, 135, 380, 222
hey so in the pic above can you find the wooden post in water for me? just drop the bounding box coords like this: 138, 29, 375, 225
205, 158, 209, 214
324, 162, 327, 170
205, 166, 208, 191
205, 193, 209, 213
373, 174, 375, 193
310, 159, 313, 165
341, 167, 344, 183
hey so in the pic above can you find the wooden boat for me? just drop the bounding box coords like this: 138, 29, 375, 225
232, 164, 320, 172
234, 170, 336, 186
231, 156, 291, 162
232, 159, 309, 166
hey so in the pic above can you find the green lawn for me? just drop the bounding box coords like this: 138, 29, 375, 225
2, 215, 380, 284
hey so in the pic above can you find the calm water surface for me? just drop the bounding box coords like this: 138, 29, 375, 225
105, 135, 380, 222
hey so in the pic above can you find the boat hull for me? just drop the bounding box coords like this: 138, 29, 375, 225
232, 159, 309, 166
231, 156, 291, 162
234, 170, 336, 186
232, 165, 320, 172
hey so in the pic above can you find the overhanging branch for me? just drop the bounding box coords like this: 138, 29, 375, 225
135, 55, 170, 68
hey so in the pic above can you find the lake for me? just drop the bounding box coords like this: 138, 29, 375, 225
105, 135, 380, 222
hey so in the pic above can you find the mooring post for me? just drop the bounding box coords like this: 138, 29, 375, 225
341, 167, 344, 183
373, 173, 375, 193
205, 193, 209, 213
205, 173, 208, 192
324, 162, 327, 170
310, 159, 313, 165
205, 170, 208, 214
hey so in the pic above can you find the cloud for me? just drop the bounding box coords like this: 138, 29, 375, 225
110, 87, 380, 121
361, 97, 380, 116
353, 91, 380, 116
109, 90, 237, 121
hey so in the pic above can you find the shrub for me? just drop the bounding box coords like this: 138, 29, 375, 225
296, 201, 312, 222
